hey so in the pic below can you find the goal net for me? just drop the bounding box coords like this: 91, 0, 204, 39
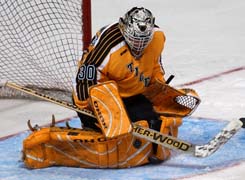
0, 0, 89, 100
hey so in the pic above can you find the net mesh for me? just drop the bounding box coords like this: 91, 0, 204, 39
0, 0, 83, 100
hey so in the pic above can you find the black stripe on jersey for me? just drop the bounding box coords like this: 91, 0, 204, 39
95, 32, 123, 66
159, 56, 165, 75
84, 23, 124, 67
77, 78, 96, 101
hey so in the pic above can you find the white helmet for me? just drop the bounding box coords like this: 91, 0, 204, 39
119, 7, 155, 59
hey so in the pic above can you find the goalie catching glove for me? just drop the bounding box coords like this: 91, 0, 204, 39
143, 78, 201, 117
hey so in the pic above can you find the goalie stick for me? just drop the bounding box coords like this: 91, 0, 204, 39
1, 80, 244, 158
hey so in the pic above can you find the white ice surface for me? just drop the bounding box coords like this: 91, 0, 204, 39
1, 0, 245, 179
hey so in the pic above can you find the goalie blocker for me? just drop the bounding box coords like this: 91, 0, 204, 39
89, 81, 132, 138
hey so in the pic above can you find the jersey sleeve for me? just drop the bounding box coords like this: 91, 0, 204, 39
74, 23, 124, 102
151, 30, 166, 84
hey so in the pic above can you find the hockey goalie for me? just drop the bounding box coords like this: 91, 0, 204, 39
22, 7, 200, 169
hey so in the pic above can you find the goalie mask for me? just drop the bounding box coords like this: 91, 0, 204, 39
119, 7, 155, 59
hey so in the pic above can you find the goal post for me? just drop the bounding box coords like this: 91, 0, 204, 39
0, 0, 92, 99
82, 0, 92, 50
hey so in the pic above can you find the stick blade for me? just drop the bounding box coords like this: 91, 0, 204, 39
194, 119, 243, 157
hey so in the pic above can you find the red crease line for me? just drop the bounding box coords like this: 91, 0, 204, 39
177, 66, 245, 87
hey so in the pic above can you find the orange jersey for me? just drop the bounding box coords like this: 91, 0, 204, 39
74, 22, 166, 101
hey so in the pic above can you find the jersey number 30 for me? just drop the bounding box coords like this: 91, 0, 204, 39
78, 65, 96, 80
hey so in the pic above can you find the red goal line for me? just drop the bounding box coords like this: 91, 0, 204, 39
177, 66, 245, 87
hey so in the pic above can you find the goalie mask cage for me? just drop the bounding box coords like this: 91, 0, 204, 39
0, 0, 91, 100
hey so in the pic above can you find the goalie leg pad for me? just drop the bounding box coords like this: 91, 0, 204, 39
153, 116, 183, 160
22, 121, 153, 169
89, 81, 132, 138
22, 118, 182, 169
